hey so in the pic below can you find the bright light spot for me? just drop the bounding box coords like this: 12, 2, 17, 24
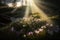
16, 2, 22, 7
7, 0, 26, 8
41, 26, 46, 29
23, 34, 26, 37
50, 24, 53, 27
7, 3, 13, 7
23, 0, 26, 6
35, 30, 40, 34
39, 28, 43, 32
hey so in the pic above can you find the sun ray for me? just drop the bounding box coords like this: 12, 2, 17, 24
24, 0, 52, 23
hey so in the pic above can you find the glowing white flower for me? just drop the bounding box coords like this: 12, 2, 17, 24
28, 32, 33, 35
39, 28, 43, 32
41, 26, 46, 29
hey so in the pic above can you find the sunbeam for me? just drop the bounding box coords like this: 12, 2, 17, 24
23, 0, 30, 18
24, 0, 52, 23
